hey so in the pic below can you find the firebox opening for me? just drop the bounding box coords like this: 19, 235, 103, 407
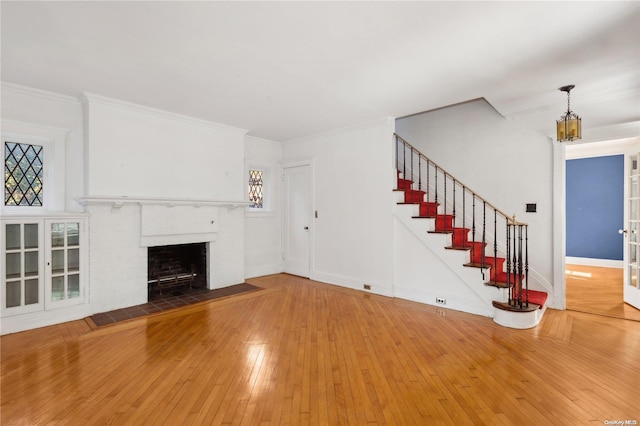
147, 243, 207, 299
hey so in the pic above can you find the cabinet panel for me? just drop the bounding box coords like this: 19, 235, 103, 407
1, 221, 43, 315
2, 217, 87, 317
45, 220, 85, 308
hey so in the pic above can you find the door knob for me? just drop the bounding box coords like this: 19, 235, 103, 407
619, 229, 628, 235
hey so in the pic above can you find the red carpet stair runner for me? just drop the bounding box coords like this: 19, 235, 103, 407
396, 171, 548, 314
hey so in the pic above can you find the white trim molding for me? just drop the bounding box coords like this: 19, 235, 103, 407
566, 257, 623, 269
1, 82, 81, 105
82, 92, 249, 135
76, 196, 250, 209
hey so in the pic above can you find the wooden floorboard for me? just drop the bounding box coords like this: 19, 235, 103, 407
2, 273, 639, 425
566, 264, 640, 321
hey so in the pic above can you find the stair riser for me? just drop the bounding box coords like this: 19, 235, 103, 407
470, 247, 493, 264
451, 228, 470, 246
419, 202, 439, 217
492, 271, 524, 283
397, 178, 412, 190
434, 215, 454, 231
404, 190, 425, 203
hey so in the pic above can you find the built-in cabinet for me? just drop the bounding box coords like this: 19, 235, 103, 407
1, 216, 88, 318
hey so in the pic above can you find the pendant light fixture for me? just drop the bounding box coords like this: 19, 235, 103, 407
556, 85, 581, 142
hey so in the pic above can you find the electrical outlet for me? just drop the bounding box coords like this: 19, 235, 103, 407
436, 297, 446, 305
363, 284, 371, 290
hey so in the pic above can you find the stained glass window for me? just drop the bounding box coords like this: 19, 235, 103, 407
249, 169, 264, 208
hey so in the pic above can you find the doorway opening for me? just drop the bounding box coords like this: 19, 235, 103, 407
564, 146, 638, 319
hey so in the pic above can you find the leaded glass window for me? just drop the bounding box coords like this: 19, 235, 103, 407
4, 142, 44, 206
249, 169, 264, 208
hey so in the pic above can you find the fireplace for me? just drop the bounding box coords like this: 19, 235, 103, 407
147, 243, 207, 298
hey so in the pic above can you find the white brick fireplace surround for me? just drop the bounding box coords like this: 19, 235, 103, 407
80, 196, 248, 314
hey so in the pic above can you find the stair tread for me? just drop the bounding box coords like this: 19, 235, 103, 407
445, 246, 473, 251
492, 300, 541, 312
444, 241, 485, 246
464, 262, 499, 269
525, 289, 548, 306
486, 280, 511, 289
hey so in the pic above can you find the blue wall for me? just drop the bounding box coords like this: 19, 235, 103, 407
566, 154, 624, 260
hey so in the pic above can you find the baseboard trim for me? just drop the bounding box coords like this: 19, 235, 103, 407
566, 257, 623, 268
245, 265, 283, 279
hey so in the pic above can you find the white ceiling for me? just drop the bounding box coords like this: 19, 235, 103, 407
2, 1, 639, 142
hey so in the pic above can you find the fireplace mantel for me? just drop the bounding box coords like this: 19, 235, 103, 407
76, 196, 250, 209
77, 196, 248, 247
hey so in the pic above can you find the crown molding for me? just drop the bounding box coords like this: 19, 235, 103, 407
245, 134, 283, 146
1, 118, 70, 137
1, 81, 81, 105
283, 116, 394, 145
82, 92, 249, 136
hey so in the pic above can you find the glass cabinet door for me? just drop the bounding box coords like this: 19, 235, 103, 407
46, 221, 83, 306
2, 217, 86, 317
2, 222, 43, 315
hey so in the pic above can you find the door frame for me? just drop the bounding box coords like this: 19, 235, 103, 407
282, 159, 314, 278
559, 138, 639, 310
624, 151, 640, 309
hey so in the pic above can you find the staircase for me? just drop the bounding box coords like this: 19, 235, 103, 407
394, 134, 547, 328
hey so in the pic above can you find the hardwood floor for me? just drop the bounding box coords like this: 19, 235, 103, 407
2, 273, 639, 425
566, 264, 640, 321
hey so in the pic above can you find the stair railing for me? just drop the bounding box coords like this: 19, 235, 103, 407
395, 134, 530, 308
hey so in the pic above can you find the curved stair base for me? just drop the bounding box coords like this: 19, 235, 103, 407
492, 303, 547, 329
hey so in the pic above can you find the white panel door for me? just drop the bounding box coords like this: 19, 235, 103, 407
624, 153, 640, 310
283, 164, 311, 277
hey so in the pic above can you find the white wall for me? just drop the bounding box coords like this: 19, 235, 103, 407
244, 135, 282, 278
394, 215, 496, 317
396, 99, 554, 300
84, 93, 246, 200
1, 83, 84, 212
82, 94, 248, 312
282, 119, 396, 296
88, 204, 147, 312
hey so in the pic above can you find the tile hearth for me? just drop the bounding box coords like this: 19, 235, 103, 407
89, 283, 260, 327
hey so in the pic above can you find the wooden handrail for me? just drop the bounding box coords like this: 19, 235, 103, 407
394, 133, 526, 226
